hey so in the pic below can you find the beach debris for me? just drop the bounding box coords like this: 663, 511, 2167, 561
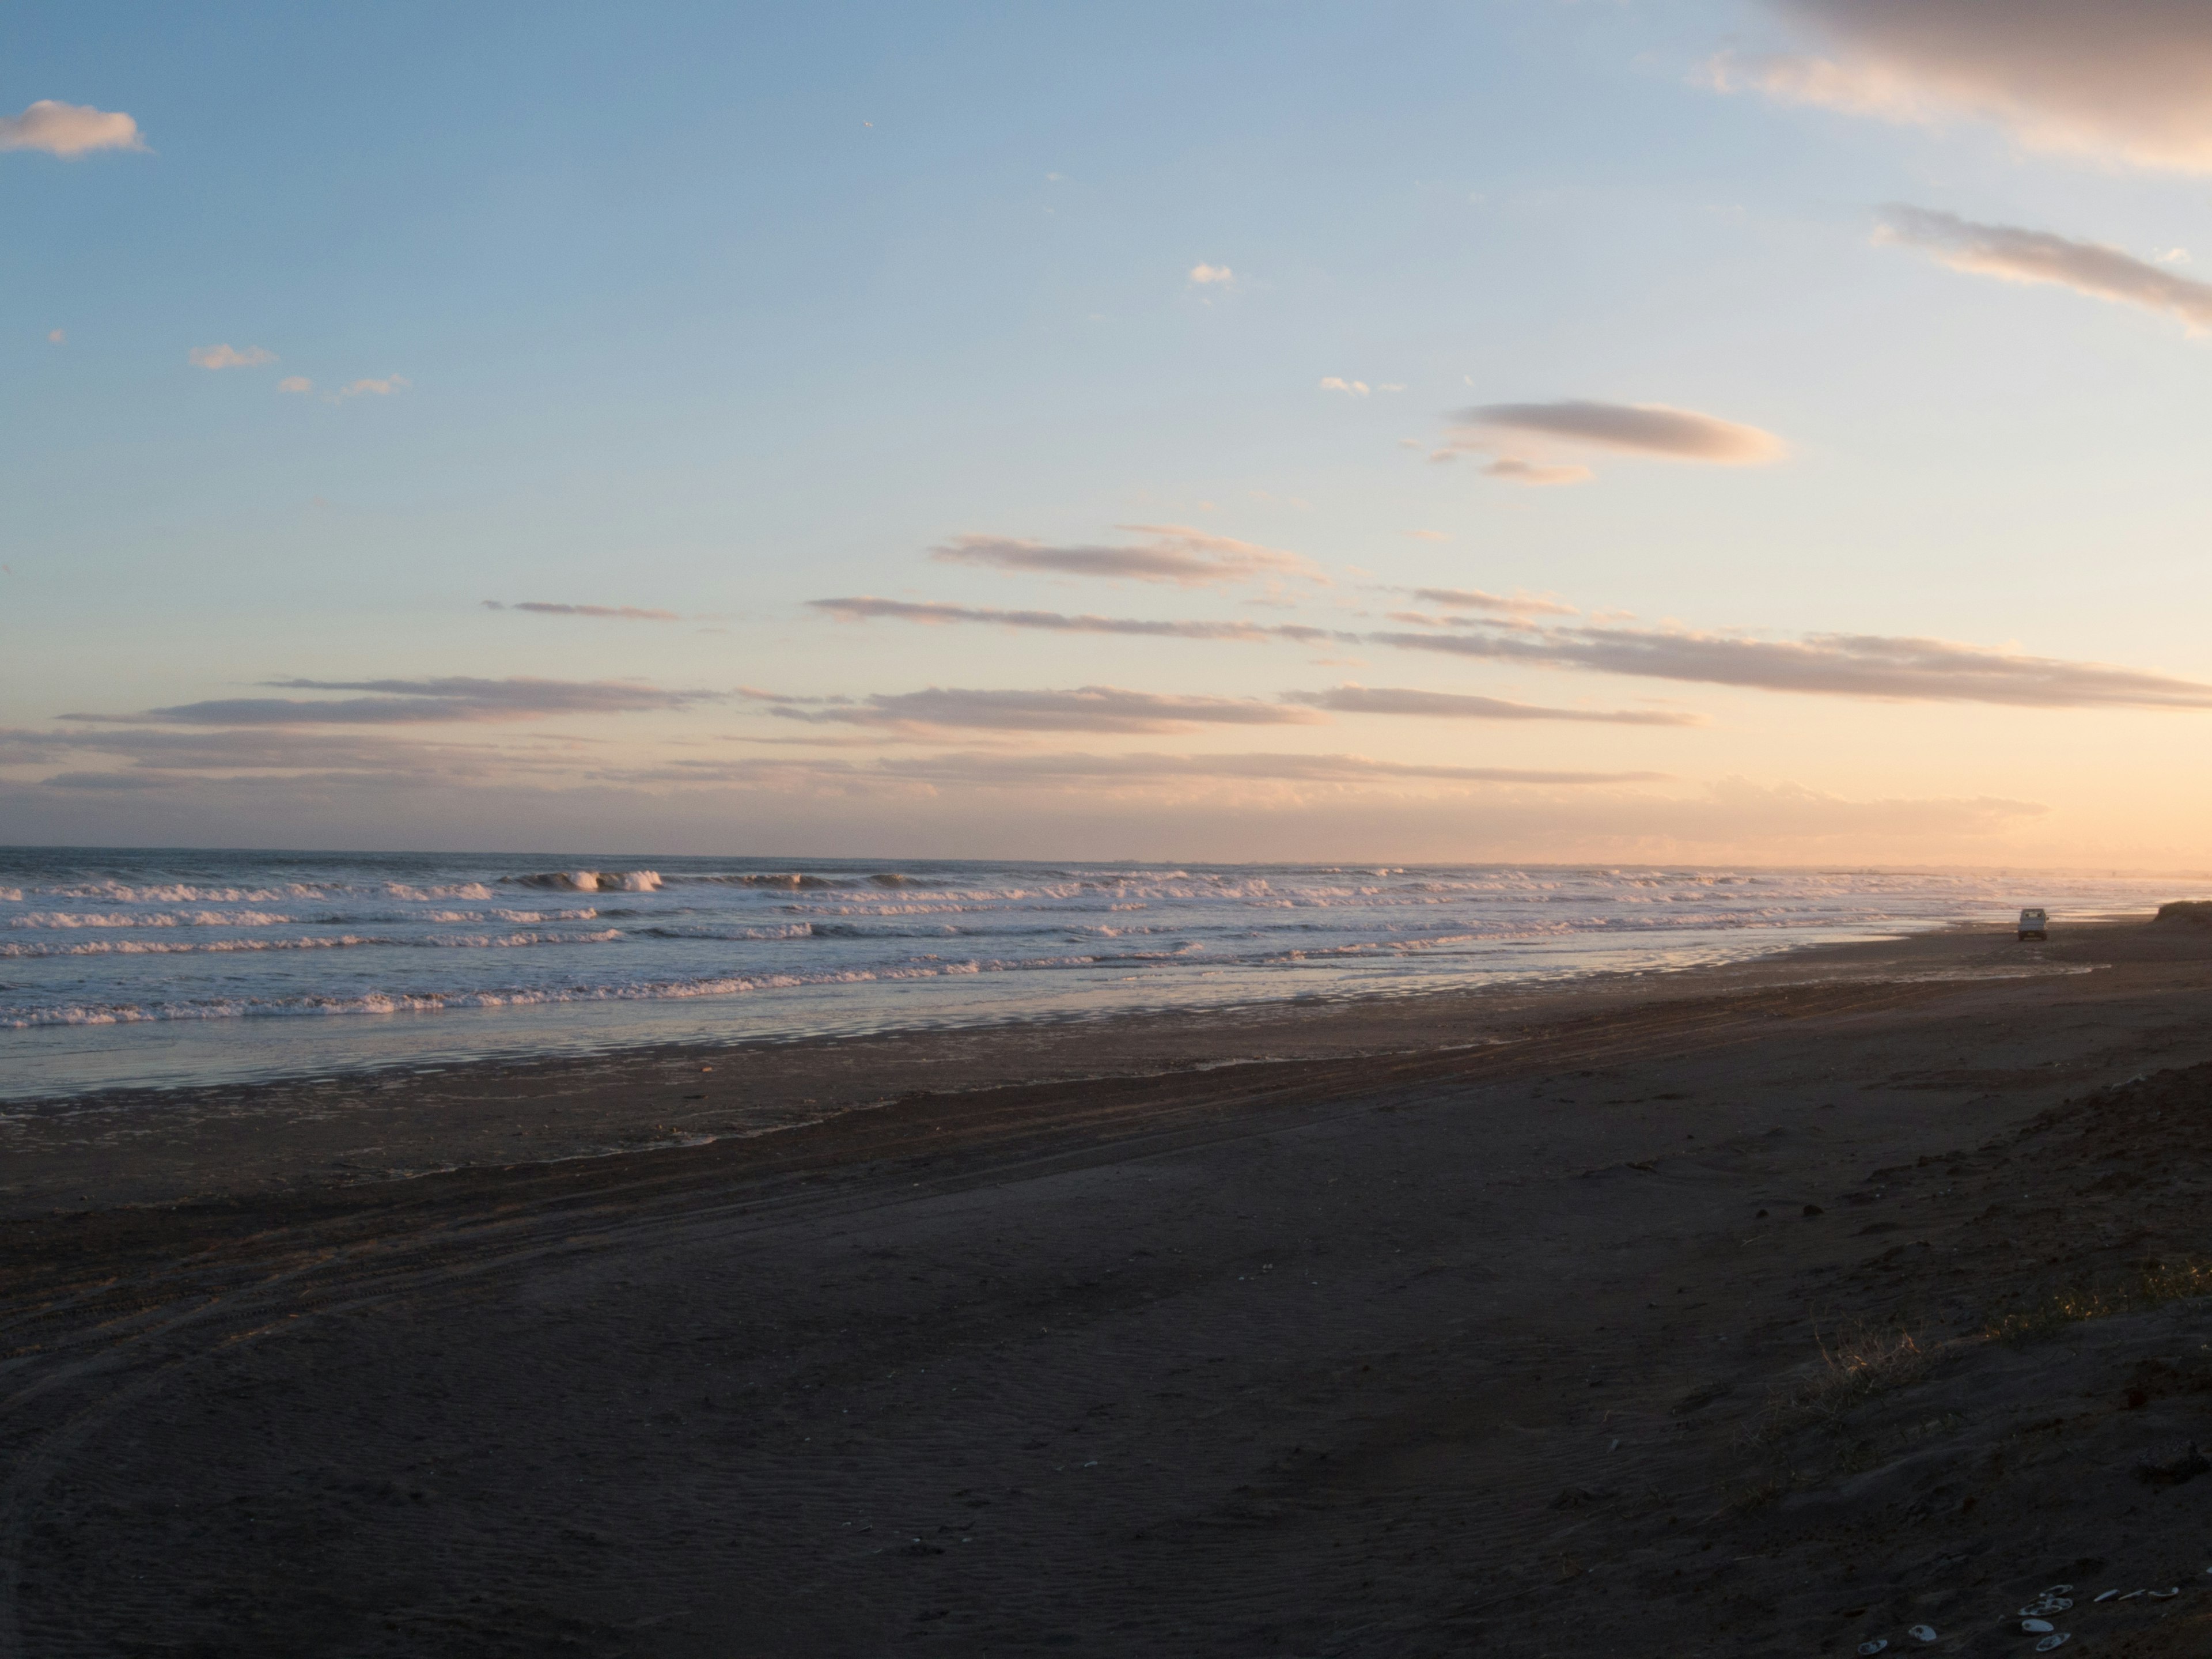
2094, 1590, 2119, 1603
2020, 1596, 2073, 1616
2147, 1588, 2179, 1599
1857, 1642, 1887, 1655
1907, 1624, 1938, 1643
2035, 1638, 2070, 1653
2119, 1589, 2145, 1601
2020, 1619, 2054, 1634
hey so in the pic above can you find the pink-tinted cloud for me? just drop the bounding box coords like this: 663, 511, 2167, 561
1450, 400, 1785, 464
485, 600, 683, 622
930, 524, 1323, 588
1875, 205, 2212, 332
67, 676, 725, 726
772, 685, 1327, 735
1713, 1, 2212, 173
0, 100, 146, 157
1284, 684, 1699, 726
809, 594, 1352, 644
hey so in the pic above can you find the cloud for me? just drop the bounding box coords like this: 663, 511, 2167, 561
1448, 400, 1786, 464
1874, 205, 2212, 332
1369, 620, 2212, 710
47, 328, 64, 344
1404, 530, 1449, 542
0, 100, 147, 157
1483, 457, 1595, 486
337, 376, 409, 398
1189, 263, 1234, 286
771, 685, 1329, 735
1284, 684, 1700, 726
1711, 1, 2212, 173
68, 676, 724, 727
1408, 586, 1578, 618
190, 344, 277, 370
930, 524, 1323, 588
278, 376, 312, 394
1320, 377, 1370, 396
484, 600, 681, 622
812, 595, 1353, 645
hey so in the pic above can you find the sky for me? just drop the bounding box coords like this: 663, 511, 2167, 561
7, 0, 2212, 865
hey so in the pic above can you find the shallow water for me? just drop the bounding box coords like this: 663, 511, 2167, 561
0, 847, 2188, 1099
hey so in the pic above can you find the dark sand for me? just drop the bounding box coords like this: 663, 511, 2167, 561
7, 918, 2212, 1655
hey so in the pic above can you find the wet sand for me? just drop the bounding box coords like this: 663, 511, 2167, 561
6, 918, 2212, 1655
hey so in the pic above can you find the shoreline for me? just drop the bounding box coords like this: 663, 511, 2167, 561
0, 914, 2113, 1217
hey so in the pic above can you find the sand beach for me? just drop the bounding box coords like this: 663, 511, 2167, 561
7, 915, 2212, 1654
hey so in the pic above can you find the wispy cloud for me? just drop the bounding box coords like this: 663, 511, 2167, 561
1284, 684, 1700, 726
1407, 586, 1578, 618
0, 100, 146, 157
336, 376, 409, 398
1370, 620, 2212, 710
46, 328, 65, 345
1710, 1, 2212, 174
190, 344, 277, 370
1479, 457, 1596, 487
1874, 205, 2212, 332
1448, 400, 1786, 464
930, 524, 1323, 588
810, 595, 1353, 644
772, 686, 1328, 735
846, 751, 1662, 788
815, 589, 2212, 711
1188, 262, 1234, 286
278, 376, 312, 394
1320, 377, 1370, 396
68, 676, 725, 727
484, 600, 682, 622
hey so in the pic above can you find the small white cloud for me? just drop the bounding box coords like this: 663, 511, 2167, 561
336, 375, 410, 398
1404, 529, 1450, 541
1320, 377, 1370, 396
277, 376, 312, 394
46, 328, 63, 344
0, 100, 147, 157
2156, 248, 2193, 266
1046, 171, 1065, 181
190, 344, 278, 370
1189, 262, 1234, 286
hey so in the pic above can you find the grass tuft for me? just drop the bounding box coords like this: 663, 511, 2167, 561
1983, 1257, 2212, 1344
1760, 1322, 1929, 1438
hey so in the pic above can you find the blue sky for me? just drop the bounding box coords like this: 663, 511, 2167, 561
9, 1, 2212, 863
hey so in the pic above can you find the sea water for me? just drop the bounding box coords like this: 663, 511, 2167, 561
0, 847, 2190, 1100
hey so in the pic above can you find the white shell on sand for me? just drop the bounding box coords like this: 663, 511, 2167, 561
2035, 1637, 2070, 1653
2149, 1588, 2178, 1599
1856, 1642, 1887, 1656
1907, 1624, 1937, 1643
2094, 1590, 2119, 1603
2020, 1619, 2054, 1634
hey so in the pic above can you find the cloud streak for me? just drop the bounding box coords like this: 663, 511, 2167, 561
930, 524, 1322, 588
68, 676, 725, 727
1712, 2, 2212, 173
1874, 205, 2212, 332
772, 686, 1327, 735
810, 595, 1352, 645
814, 592, 2212, 710
484, 601, 682, 622
1450, 400, 1786, 464
1371, 622, 2212, 710
1285, 684, 1700, 726
0, 100, 146, 157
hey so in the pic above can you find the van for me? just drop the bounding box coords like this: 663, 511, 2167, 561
2018, 907, 2048, 942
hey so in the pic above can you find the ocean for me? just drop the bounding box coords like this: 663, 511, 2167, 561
0, 847, 2190, 1101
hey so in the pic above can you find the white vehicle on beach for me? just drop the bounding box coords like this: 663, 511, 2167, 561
2017, 907, 2048, 942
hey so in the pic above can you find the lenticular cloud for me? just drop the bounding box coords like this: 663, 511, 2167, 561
1717, 1, 2212, 174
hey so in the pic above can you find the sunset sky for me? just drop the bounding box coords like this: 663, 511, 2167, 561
9, 1, 2212, 865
